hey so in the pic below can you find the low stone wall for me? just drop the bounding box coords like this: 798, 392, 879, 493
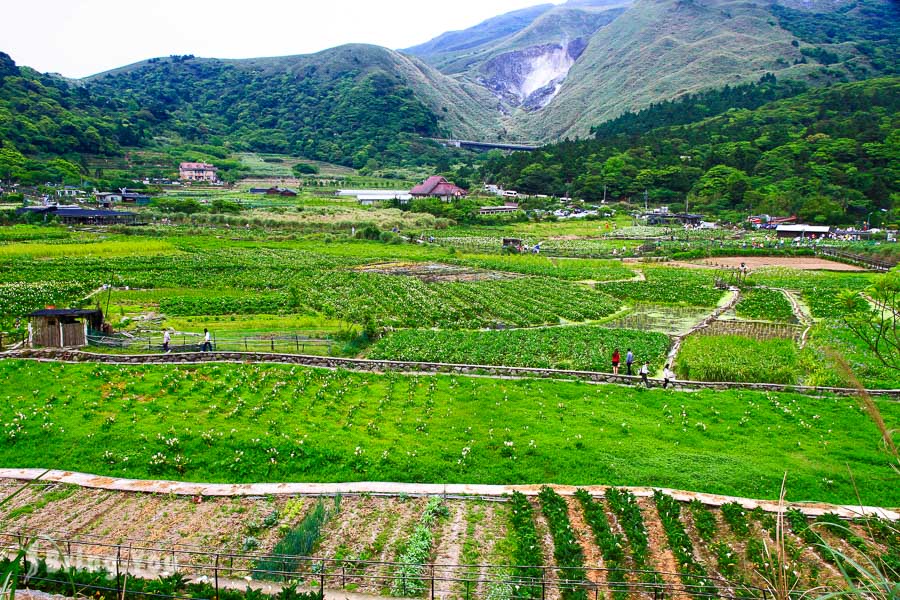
6, 348, 899, 398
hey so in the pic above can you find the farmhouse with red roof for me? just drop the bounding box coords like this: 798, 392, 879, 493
410, 176, 467, 202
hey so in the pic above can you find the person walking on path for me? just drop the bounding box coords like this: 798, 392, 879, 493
611, 348, 620, 375
625, 349, 634, 376
203, 328, 212, 352
162, 330, 171, 353
663, 364, 675, 389
639, 361, 650, 387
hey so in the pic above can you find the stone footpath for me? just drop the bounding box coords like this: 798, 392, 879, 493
0, 469, 896, 521
5, 348, 899, 399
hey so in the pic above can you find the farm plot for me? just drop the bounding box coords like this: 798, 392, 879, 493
748, 269, 876, 320
600, 304, 712, 336
446, 254, 635, 282
675, 334, 801, 385
801, 323, 900, 390
600, 268, 726, 307
734, 288, 796, 323
368, 325, 671, 372
297, 273, 622, 329
1, 482, 899, 599
1, 360, 899, 505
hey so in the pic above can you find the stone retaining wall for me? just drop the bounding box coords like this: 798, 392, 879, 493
6, 348, 899, 398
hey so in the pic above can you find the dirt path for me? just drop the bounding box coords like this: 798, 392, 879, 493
695, 257, 865, 271
431, 501, 467, 599
531, 498, 561, 600
769, 287, 815, 348
636, 497, 689, 600
565, 497, 606, 589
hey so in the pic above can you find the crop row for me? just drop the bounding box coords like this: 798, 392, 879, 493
604, 489, 665, 589
652, 491, 716, 598
391, 497, 448, 597
574, 490, 627, 600
507, 491, 544, 599
537, 487, 588, 600
369, 325, 670, 372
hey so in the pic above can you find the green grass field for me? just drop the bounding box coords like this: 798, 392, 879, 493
0, 360, 897, 506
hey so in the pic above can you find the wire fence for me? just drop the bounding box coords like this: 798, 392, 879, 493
0, 531, 772, 600
0, 330, 26, 351
86, 333, 335, 355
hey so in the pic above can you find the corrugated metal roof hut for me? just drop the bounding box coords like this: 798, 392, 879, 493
27, 308, 103, 348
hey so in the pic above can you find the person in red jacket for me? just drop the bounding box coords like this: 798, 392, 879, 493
611, 348, 620, 375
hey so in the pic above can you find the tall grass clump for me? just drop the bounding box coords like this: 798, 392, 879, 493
675, 334, 799, 384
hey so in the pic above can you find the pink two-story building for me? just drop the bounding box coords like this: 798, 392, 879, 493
179, 162, 218, 182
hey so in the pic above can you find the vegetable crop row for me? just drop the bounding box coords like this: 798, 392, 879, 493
537, 486, 588, 600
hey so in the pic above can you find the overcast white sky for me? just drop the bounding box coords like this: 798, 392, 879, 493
3, 0, 565, 79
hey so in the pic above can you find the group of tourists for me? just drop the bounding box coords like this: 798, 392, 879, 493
611, 348, 675, 389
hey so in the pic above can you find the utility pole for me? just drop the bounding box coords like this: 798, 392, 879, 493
644, 189, 648, 212
603, 184, 607, 204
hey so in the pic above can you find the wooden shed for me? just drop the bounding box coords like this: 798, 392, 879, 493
28, 308, 103, 348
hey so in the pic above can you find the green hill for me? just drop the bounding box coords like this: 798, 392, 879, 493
481, 76, 900, 224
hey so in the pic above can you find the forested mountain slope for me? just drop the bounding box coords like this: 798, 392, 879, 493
482, 77, 899, 224
517, 0, 898, 139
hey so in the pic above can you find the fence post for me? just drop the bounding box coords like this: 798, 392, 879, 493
245, 338, 248, 352
296, 335, 300, 353
319, 566, 325, 598
115, 545, 122, 595
430, 565, 434, 599
271, 339, 275, 352
214, 553, 220, 600
541, 567, 546, 600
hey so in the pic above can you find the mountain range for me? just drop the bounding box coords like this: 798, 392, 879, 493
0, 0, 897, 173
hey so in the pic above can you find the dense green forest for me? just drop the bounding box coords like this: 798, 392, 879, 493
0, 52, 137, 184
589, 75, 808, 140
0, 51, 459, 186
83, 56, 447, 169
770, 0, 899, 76
481, 77, 899, 225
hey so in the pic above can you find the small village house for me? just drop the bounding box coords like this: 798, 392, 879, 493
410, 176, 467, 202
28, 308, 103, 348
479, 202, 520, 215
776, 224, 831, 239
17, 206, 140, 225
179, 162, 218, 182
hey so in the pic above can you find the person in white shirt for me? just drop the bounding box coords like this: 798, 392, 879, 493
203, 328, 211, 352
663, 364, 675, 389
163, 330, 171, 353
639, 361, 650, 387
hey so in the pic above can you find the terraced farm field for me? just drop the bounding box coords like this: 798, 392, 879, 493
0, 481, 896, 599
